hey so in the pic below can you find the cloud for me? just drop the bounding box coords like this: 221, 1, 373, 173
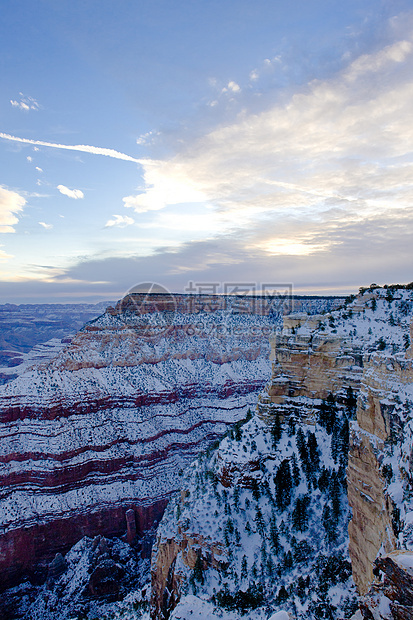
27, 156, 33, 162
0, 133, 142, 164
57, 185, 84, 199
104, 214, 135, 228
123, 30, 413, 250
0, 186, 26, 233
123, 159, 208, 213
35, 166, 43, 172
10, 94, 40, 111
38, 221, 53, 229
0, 246, 13, 261
227, 81, 241, 93
136, 130, 160, 146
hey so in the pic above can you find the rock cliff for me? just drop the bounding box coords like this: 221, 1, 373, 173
150, 286, 413, 620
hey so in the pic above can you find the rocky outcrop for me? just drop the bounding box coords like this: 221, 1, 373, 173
149, 288, 413, 619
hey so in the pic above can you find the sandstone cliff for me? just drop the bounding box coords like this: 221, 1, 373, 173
150, 286, 413, 620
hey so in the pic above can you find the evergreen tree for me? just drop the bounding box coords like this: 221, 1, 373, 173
296, 427, 309, 470
255, 506, 265, 536
271, 413, 282, 448
233, 486, 240, 512
292, 495, 311, 532
330, 473, 341, 518
241, 555, 248, 580
269, 516, 280, 553
291, 453, 301, 486
339, 419, 350, 467
193, 554, 204, 584
283, 550, 293, 570
274, 459, 293, 511
307, 432, 320, 472
345, 386, 357, 418
251, 479, 261, 502
318, 467, 330, 493
276, 585, 289, 604
319, 393, 337, 434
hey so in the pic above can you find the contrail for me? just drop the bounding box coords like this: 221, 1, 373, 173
0, 132, 143, 164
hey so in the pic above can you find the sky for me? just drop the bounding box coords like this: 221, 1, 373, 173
1, 0, 413, 303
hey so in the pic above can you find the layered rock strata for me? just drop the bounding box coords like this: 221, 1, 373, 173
150, 287, 413, 619
1, 293, 343, 588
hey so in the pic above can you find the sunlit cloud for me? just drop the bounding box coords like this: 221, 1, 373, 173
259, 238, 331, 256
0, 246, 13, 261
57, 185, 84, 199
0, 133, 143, 164
122, 30, 413, 265
35, 166, 43, 172
123, 159, 208, 213
104, 214, 135, 228
38, 221, 53, 229
0, 186, 26, 233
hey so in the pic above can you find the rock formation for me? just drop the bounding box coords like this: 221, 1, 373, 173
150, 286, 413, 620
1, 293, 342, 589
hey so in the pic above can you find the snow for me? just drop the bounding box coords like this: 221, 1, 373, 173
268, 613, 290, 620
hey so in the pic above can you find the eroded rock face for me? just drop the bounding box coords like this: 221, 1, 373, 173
357, 553, 413, 619
347, 352, 413, 595
149, 288, 413, 619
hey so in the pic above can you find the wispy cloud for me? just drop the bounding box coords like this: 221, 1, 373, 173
10, 94, 40, 112
104, 214, 135, 228
0, 133, 143, 164
136, 130, 160, 146
122, 31, 413, 268
38, 221, 53, 230
57, 185, 84, 199
0, 186, 26, 233
0, 246, 13, 261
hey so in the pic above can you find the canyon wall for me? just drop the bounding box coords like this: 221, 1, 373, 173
0, 293, 341, 589
150, 288, 413, 619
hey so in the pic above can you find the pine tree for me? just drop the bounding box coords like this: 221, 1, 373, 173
346, 386, 357, 418
269, 516, 280, 553
292, 495, 311, 532
274, 459, 293, 511
307, 432, 320, 472
233, 486, 240, 512
251, 479, 261, 502
193, 554, 204, 584
319, 393, 337, 434
255, 507, 265, 536
330, 473, 341, 518
288, 416, 296, 436
271, 414, 282, 448
241, 555, 248, 580
296, 427, 309, 470
291, 453, 301, 486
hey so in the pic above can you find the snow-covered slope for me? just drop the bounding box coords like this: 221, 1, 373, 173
151, 285, 413, 620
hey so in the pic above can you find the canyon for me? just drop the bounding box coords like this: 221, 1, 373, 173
0, 292, 341, 595
1, 287, 412, 619
150, 286, 413, 619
